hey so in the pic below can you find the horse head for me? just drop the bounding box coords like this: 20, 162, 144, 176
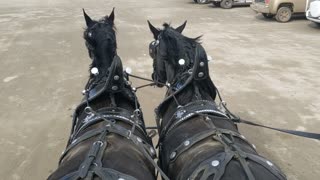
83, 8, 117, 76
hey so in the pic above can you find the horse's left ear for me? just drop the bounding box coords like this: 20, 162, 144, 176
175, 20, 187, 33
83, 9, 94, 27
108, 8, 115, 23
148, 20, 160, 39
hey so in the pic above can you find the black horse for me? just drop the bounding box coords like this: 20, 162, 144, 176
48, 9, 156, 180
148, 21, 287, 180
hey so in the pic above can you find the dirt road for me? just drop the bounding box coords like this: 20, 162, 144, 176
0, 0, 319, 179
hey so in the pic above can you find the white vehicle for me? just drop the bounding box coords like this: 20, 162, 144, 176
194, 0, 252, 8
194, 0, 211, 4
306, 0, 320, 24
212, 0, 253, 9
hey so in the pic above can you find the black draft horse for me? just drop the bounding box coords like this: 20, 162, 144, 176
147, 21, 287, 180
48, 9, 157, 180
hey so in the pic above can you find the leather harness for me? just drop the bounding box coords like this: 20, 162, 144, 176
58, 56, 157, 180
152, 44, 287, 180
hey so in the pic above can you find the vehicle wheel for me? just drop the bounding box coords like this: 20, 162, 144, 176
262, 13, 274, 19
221, 0, 233, 9
275, 6, 292, 23
213, 2, 221, 7
197, 0, 209, 4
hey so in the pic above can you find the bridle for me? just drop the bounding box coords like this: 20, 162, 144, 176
148, 40, 316, 180
149, 39, 214, 115
150, 45, 286, 179
149, 38, 165, 87
149, 39, 320, 141
149, 35, 196, 89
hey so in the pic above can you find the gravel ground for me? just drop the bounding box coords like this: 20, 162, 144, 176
0, 0, 319, 179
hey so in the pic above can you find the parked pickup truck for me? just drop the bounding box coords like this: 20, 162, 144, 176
306, 0, 320, 24
250, 0, 307, 22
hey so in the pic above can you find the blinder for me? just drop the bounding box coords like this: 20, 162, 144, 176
105, 55, 125, 92
193, 46, 209, 81
149, 40, 159, 60
149, 39, 167, 86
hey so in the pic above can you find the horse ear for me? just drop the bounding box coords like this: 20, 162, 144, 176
83, 9, 94, 27
148, 20, 160, 39
108, 8, 115, 24
175, 20, 187, 33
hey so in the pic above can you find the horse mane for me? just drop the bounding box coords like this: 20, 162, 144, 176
163, 23, 202, 44
83, 18, 117, 43
161, 23, 202, 68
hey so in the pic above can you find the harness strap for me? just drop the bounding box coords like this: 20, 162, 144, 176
60, 168, 137, 180
60, 128, 105, 164
160, 100, 228, 140
69, 55, 136, 143
167, 125, 256, 164
202, 114, 320, 141
187, 152, 233, 180
211, 83, 320, 141
79, 130, 108, 178
106, 118, 169, 180
246, 153, 286, 179
159, 100, 285, 180
155, 45, 203, 118
168, 130, 216, 162
110, 93, 117, 107
61, 116, 168, 180
60, 54, 162, 179
72, 108, 147, 141
185, 130, 283, 180
234, 118, 320, 140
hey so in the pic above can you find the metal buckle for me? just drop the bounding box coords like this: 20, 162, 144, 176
84, 107, 93, 115
94, 141, 104, 147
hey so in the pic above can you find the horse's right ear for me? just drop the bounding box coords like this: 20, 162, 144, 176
108, 8, 115, 24
148, 20, 160, 39
175, 20, 187, 33
83, 9, 94, 27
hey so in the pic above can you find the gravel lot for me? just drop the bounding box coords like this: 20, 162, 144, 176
0, 0, 319, 179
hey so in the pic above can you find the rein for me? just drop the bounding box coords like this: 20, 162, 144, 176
130, 44, 320, 141
128, 73, 320, 140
